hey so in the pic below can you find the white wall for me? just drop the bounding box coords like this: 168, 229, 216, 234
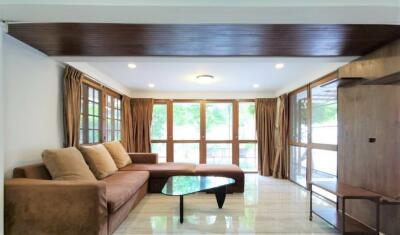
4, 34, 64, 178
0, 22, 6, 235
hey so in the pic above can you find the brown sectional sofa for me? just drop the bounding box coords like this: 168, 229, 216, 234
5, 153, 244, 235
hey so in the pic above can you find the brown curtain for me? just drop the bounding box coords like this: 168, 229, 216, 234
121, 95, 134, 152
256, 98, 277, 176
131, 98, 154, 152
63, 66, 83, 147
273, 94, 289, 179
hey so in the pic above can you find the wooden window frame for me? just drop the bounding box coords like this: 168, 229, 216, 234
104, 88, 122, 142
80, 81, 102, 144
288, 71, 339, 189
151, 99, 256, 172
79, 76, 123, 145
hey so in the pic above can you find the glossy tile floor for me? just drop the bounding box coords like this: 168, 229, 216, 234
115, 174, 338, 234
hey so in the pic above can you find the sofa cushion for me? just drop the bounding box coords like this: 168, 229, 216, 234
119, 163, 196, 178
42, 147, 97, 181
103, 141, 132, 168
102, 171, 149, 213
79, 144, 118, 179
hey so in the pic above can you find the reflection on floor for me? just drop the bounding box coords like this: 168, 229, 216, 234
115, 173, 338, 234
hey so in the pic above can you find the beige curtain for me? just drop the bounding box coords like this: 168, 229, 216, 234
273, 95, 289, 179
256, 98, 277, 176
131, 98, 154, 152
121, 95, 134, 152
63, 66, 83, 147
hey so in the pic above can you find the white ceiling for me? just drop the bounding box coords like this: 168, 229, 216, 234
1, 0, 399, 24
62, 57, 356, 97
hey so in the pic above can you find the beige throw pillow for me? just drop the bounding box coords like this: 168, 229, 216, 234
103, 141, 132, 168
79, 144, 118, 179
42, 147, 96, 181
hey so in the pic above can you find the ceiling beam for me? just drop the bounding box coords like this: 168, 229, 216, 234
7, 23, 400, 57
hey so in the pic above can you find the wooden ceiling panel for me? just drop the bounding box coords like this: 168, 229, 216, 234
7, 23, 400, 56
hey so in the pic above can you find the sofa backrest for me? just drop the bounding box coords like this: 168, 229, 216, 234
13, 163, 52, 180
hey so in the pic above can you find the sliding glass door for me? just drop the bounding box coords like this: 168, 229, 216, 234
238, 102, 257, 171
206, 102, 233, 164
151, 100, 257, 171
289, 89, 309, 187
289, 73, 338, 193
151, 103, 168, 163
173, 102, 201, 164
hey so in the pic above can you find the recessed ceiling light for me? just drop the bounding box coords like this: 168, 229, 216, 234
148, 83, 155, 88
128, 63, 137, 69
275, 63, 285, 69
253, 84, 260, 88
196, 74, 215, 84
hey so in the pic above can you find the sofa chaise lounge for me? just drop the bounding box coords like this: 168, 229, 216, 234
5, 150, 244, 235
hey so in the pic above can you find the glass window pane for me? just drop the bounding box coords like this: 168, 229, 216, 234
88, 130, 94, 144
107, 95, 112, 106
94, 130, 100, 143
312, 149, 337, 181
151, 143, 167, 163
94, 89, 99, 102
79, 130, 83, 144
88, 116, 94, 129
151, 104, 167, 140
88, 87, 94, 101
290, 146, 307, 187
94, 116, 100, 129
174, 143, 199, 164
206, 103, 232, 140
88, 102, 94, 115
206, 144, 232, 165
107, 107, 112, 118
114, 109, 119, 119
239, 102, 256, 140
239, 143, 258, 171
173, 103, 200, 140
290, 90, 308, 144
94, 103, 99, 116
311, 85, 337, 145
107, 131, 112, 141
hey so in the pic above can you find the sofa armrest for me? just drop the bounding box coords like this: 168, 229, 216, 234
128, 153, 158, 164
5, 179, 108, 235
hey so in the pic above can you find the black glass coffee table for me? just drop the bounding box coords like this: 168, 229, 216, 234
161, 176, 235, 223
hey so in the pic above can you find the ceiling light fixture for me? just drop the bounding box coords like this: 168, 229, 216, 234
148, 83, 155, 88
253, 84, 260, 88
275, 63, 285, 69
128, 63, 137, 69
196, 74, 215, 84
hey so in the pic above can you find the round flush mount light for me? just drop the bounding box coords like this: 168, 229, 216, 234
196, 74, 215, 84
148, 83, 155, 88
128, 63, 137, 69
253, 84, 260, 88
275, 63, 285, 69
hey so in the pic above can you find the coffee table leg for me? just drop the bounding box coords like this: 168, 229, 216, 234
180, 195, 184, 223
215, 186, 227, 209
